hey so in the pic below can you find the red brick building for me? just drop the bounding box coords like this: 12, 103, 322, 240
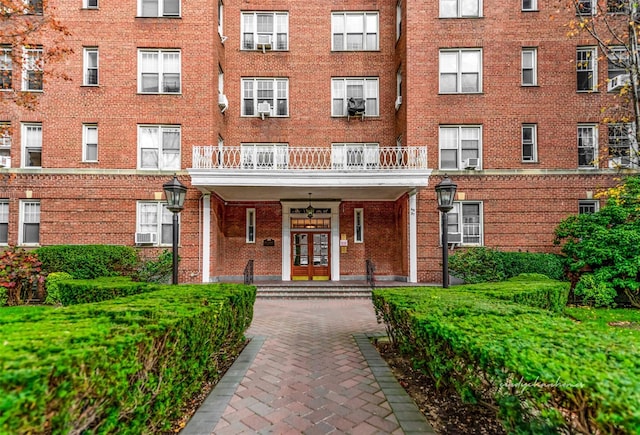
0, 0, 636, 283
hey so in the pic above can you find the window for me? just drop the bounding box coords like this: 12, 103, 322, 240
578, 124, 598, 168
607, 0, 628, 13
83, 0, 98, 8
576, 0, 594, 15
83, 47, 98, 86
218, 0, 224, 36
138, 0, 180, 17
0, 122, 10, 168
83, 124, 98, 162
241, 143, 288, 169
241, 12, 288, 51
332, 143, 379, 169
138, 49, 181, 93
0, 200, 8, 244
1, 46, 12, 90
522, 0, 537, 11
577, 47, 597, 92
522, 124, 537, 162
608, 123, 637, 168
354, 208, 363, 243
26, 0, 43, 14
22, 47, 43, 91
396, 66, 402, 109
607, 46, 628, 90
579, 200, 599, 214
396, 0, 402, 40
522, 48, 537, 86
241, 78, 289, 117
19, 200, 40, 246
138, 125, 181, 170
137, 202, 174, 245
440, 0, 481, 18
439, 49, 482, 93
331, 12, 379, 51
439, 125, 481, 170
331, 78, 379, 117
246, 208, 256, 243
21, 123, 42, 168
447, 202, 482, 245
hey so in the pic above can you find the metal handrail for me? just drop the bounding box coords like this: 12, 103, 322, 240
243, 259, 254, 285
366, 259, 376, 289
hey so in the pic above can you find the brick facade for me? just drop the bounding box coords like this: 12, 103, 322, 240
0, 0, 634, 284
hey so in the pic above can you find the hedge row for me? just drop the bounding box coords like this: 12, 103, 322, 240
51, 276, 159, 306
0, 283, 256, 434
35, 245, 140, 279
372, 276, 639, 434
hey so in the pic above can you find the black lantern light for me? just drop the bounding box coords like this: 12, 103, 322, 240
163, 175, 187, 284
435, 175, 457, 288
306, 193, 314, 218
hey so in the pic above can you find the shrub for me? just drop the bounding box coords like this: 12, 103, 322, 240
36, 245, 140, 279
0, 246, 45, 306
133, 250, 173, 284
574, 273, 617, 308
43, 272, 74, 305
55, 276, 158, 306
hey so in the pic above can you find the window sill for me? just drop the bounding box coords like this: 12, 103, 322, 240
521, 84, 539, 87
135, 16, 182, 19
241, 115, 290, 118
438, 16, 484, 19
330, 49, 381, 53
81, 84, 100, 87
438, 92, 484, 95
137, 92, 183, 95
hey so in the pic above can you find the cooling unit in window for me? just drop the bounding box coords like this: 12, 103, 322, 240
257, 35, 272, 52
0, 156, 10, 168
607, 73, 631, 92
347, 98, 366, 121
464, 158, 479, 169
447, 232, 463, 245
257, 102, 271, 119
395, 96, 402, 110
135, 232, 158, 244
218, 94, 229, 113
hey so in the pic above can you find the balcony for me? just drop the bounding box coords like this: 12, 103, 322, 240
188, 146, 432, 201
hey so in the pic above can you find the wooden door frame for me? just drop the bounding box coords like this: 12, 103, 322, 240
291, 231, 331, 280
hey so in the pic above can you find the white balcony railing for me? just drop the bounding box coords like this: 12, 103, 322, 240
192, 146, 428, 171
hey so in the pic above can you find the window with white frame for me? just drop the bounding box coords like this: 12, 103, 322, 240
439, 49, 482, 93
576, 0, 594, 15
522, 48, 537, 86
607, 46, 628, 90
522, 0, 537, 11
579, 200, 599, 214
138, 125, 180, 170
241, 78, 288, 117
0, 121, 10, 167
83, 124, 98, 162
1, 45, 12, 90
241, 12, 288, 51
439, 125, 481, 170
136, 202, 174, 245
446, 202, 482, 245
577, 47, 597, 92
19, 200, 40, 246
354, 208, 363, 243
138, 0, 180, 17
331, 78, 379, 117
21, 123, 42, 168
241, 143, 288, 169
246, 208, 256, 243
396, 0, 402, 40
83, 0, 98, 9
522, 124, 537, 162
608, 123, 637, 168
22, 46, 43, 91
607, 0, 628, 13
83, 47, 98, 86
578, 124, 598, 168
396, 65, 402, 109
331, 12, 379, 51
218, 0, 224, 36
26, 0, 43, 14
0, 200, 8, 244
440, 0, 481, 18
138, 49, 181, 93
332, 143, 379, 169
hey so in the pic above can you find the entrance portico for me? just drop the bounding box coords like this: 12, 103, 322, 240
188, 145, 432, 282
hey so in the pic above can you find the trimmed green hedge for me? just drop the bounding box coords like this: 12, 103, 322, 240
36, 245, 140, 279
0, 283, 256, 434
373, 277, 639, 434
53, 276, 158, 306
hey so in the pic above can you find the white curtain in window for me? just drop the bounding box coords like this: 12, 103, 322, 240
139, 203, 158, 234
24, 125, 42, 148
332, 80, 345, 115
140, 127, 159, 168
161, 204, 173, 244
161, 128, 180, 169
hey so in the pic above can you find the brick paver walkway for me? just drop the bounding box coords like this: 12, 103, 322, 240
182, 299, 434, 434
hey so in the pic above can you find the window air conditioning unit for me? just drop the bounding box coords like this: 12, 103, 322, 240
135, 232, 158, 244
607, 73, 630, 92
0, 156, 10, 168
257, 34, 272, 52
257, 102, 271, 119
218, 94, 229, 113
447, 232, 463, 244
464, 157, 479, 169
395, 96, 402, 110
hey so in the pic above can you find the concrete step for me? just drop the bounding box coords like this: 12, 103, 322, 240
256, 285, 372, 299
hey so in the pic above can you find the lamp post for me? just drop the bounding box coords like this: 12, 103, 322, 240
435, 175, 457, 288
163, 175, 187, 285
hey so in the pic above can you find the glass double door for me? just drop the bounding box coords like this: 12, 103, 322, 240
291, 232, 330, 280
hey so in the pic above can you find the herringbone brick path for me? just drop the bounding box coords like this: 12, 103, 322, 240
182, 299, 434, 435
